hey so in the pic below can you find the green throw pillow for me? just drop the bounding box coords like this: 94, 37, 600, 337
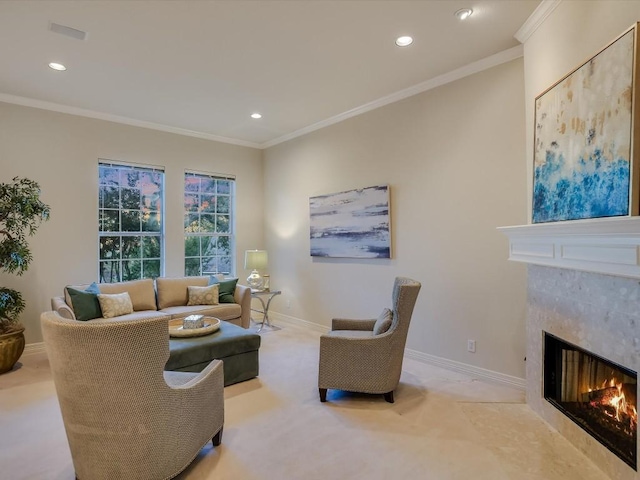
67, 282, 102, 321
218, 278, 238, 303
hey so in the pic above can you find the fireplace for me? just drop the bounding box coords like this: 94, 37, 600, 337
544, 332, 638, 469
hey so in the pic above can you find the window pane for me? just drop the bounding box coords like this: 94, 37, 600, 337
216, 215, 230, 233
201, 194, 216, 213
99, 166, 119, 186
142, 211, 161, 232
200, 214, 216, 232
121, 187, 140, 209
100, 186, 120, 209
185, 176, 200, 192
100, 210, 120, 232
100, 236, 120, 260
202, 236, 217, 256
185, 213, 199, 232
217, 196, 229, 214
201, 177, 216, 193
185, 257, 200, 276
202, 256, 217, 273
121, 210, 141, 232
184, 194, 199, 212
122, 236, 141, 259
218, 256, 232, 275
122, 260, 141, 281
143, 260, 160, 279
217, 180, 231, 194
99, 260, 120, 283
143, 236, 161, 258
185, 236, 200, 257
121, 169, 139, 188
217, 236, 230, 256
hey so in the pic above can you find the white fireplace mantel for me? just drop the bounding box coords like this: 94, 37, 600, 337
498, 217, 640, 279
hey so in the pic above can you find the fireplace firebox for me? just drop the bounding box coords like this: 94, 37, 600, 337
544, 332, 638, 469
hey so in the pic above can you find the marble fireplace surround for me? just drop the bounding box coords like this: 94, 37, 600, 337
500, 217, 640, 480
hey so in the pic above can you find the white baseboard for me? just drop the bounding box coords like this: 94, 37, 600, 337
268, 312, 329, 334
270, 311, 526, 391
405, 348, 526, 390
23, 342, 46, 356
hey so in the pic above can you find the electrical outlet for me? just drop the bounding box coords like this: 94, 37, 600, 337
467, 339, 476, 353
286, 299, 291, 309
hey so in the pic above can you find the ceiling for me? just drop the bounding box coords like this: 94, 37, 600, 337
0, 0, 540, 148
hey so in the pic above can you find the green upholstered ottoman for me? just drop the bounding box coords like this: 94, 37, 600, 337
166, 320, 261, 386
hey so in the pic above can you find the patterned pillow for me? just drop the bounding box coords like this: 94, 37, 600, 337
187, 284, 219, 306
373, 308, 393, 335
97, 292, 134, 318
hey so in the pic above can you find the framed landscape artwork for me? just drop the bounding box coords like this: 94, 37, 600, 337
532, 23, 640, 223
309, 185, 391, 258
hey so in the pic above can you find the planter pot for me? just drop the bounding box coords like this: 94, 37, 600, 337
0, 327, 25, 374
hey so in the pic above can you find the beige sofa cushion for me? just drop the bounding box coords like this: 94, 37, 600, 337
156, 276, 209, 309
97, 279, 157, 311
160, 303, 242, 321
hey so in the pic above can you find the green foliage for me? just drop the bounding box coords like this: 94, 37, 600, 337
0, 177, 50, 332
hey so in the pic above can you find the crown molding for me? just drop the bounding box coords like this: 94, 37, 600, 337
0, 93, 262, 149
261, 44, 524, 149
1, 44, 525, 151
514, 0, 562, 44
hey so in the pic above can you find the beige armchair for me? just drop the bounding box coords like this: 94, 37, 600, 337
41, 311, 224, 480
318, 277, 421, 403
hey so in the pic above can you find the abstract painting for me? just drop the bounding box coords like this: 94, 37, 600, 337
310, 185, 390, 258
533, 24, 639, 223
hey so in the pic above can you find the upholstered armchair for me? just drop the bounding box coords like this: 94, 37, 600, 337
318, 277, 421, 403
41, 311, 224, 480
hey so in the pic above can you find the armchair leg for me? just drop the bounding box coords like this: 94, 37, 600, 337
319, 388, 327, 402
212, 426, 223, 447
384, 391, 394, 403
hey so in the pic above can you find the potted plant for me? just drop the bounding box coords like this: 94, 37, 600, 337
0, 177, 50, 373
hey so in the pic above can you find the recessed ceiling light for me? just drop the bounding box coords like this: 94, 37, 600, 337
250, 113, 262, 119
48, 62, 67, 71
395, 36, 413, 47
454, 8, 473, 20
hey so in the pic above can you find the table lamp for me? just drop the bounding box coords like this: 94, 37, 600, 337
244, 250, 268, 290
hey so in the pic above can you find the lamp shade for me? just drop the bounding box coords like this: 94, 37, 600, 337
244, 250, 268, 271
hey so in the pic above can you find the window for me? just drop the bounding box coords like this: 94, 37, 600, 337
184, 171, 235, 276
98, 161, 164, 283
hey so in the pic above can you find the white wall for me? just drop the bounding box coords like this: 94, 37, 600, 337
0, 102, 263, 343
524, 0, 640, 218
263, 59, 528, 378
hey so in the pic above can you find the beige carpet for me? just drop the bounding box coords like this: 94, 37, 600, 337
0, 322, 609, 480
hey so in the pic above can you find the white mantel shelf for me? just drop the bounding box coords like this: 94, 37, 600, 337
498, 217, 640, 279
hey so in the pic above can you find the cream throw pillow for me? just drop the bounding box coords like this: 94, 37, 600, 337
97, 292, 134, 318
187, 284, 219, 306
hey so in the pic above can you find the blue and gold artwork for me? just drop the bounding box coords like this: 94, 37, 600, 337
533, 28, 635, 223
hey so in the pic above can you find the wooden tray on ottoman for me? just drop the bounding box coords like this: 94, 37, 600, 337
168, 317, 221, 338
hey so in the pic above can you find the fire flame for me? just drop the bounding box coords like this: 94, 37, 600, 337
591, 377, 638, 431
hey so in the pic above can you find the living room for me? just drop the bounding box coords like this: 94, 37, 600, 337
1, 1, 640, 479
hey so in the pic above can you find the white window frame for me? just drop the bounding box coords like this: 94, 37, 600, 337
98, 160, 165, 283
183, 170, 236, 277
